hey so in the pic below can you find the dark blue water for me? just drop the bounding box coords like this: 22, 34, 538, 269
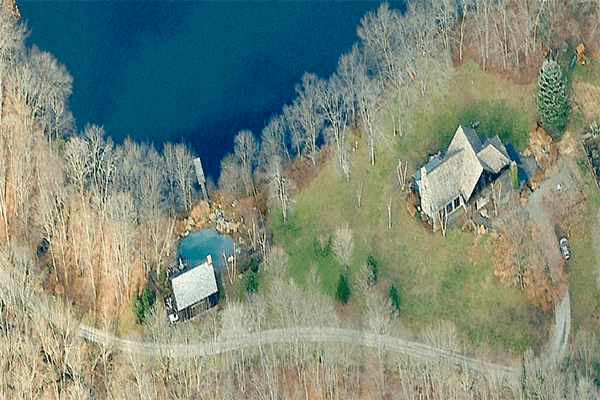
19, 1, 403, 180
179, 230, 234, 276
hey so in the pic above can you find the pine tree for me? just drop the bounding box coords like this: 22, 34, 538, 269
388, 283, 401, 312
336, 273, 350, 303
537, 59, 570, 138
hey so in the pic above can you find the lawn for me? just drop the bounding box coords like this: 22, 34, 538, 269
270, 59, 544, 354
568, 184, 600, 335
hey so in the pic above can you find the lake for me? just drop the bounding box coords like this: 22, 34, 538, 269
18, 1, 405, 180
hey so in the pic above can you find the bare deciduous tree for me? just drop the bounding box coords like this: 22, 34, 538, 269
105, 191, 137, 304
318, 73, 352, 179
289, 72, 325, 163
258, 114, 288, 174
233, 130, 258, 197
423, 320, 459, 353
267, 156, 293, 222
357, 179, 364, 208
358, 2, 409, 90
353, 48, 385, 165
64, 136, 90, 193
432, 0, 458, 51
333, 224, 354, 268
83, 124, 115, 204
218, 153, 244, 196
283, 102, 304, 158
264, 245, 290, 280
164, 142, 196, 213
336, 44, 361, 127
26, 45, 74, 140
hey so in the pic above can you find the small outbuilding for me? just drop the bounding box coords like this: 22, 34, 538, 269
169, 254, 218, 323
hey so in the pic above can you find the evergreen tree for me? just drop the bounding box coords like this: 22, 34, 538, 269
336, 273, 351, 303
388, 283, 401, 312
537, 59, 570, 138
133, 285, 155, 324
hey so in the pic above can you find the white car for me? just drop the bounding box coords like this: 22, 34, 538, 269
559, 237, 571, 261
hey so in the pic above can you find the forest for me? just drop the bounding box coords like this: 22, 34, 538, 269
0, 0, 599, 398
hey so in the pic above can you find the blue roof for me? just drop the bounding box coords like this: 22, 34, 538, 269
413, 152, 445, 181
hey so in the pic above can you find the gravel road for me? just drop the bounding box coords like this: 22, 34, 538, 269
524, 164, 572, 362
549, 289, 571, 361
78, 325, 518, 378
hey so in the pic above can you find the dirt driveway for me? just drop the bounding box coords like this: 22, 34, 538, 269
525, 158, 576, 361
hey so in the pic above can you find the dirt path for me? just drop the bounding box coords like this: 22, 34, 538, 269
549, 289, 571, 361
78, 324, 518, 378
524, 162, 573, 361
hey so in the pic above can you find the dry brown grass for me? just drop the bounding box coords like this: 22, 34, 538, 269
573, 80, 600, 121
286, 146, 332, 196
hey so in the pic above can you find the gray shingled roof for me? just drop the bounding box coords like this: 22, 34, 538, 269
447, 125, 484, 201
416, 126, 510, 218
455, 125, 482, 152
172, 255, 218, 312
477, 143, 510, 174
420, 150, 463, 217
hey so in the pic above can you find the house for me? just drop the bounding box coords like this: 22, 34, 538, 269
168, 254, 219, 323
413, 125, 511, 230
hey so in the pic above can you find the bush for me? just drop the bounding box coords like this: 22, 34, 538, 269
313, 234, 331, 257
133, 284, 155, 324
577, 157, 588, 174
247, 258, 259, 273
336, 273, 351, 303
367, 254, 378, 285
245, 271, 259, 293
389, 284, 401, 312
157, 268, 168, 287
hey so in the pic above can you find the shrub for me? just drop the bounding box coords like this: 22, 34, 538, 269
367, 254, 378, 285
247, 258, 259, 273
577, 157, 588, 174
158, 268, 168, 287
245, 271, 259, 293
313, 234, 331, 257
389, 283, 401, 312
336, 273, 351, 303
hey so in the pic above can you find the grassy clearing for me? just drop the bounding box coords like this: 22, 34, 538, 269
117, 304, 139, 337
568, 184, 600, 335
571, 57, 600, 130
270, 59, 542, 353
413, 60, 534, 155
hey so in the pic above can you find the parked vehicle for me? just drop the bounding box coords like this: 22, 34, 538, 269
559, 237, 571, 261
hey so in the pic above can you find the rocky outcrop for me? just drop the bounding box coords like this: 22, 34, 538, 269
179, 199, 244, 237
